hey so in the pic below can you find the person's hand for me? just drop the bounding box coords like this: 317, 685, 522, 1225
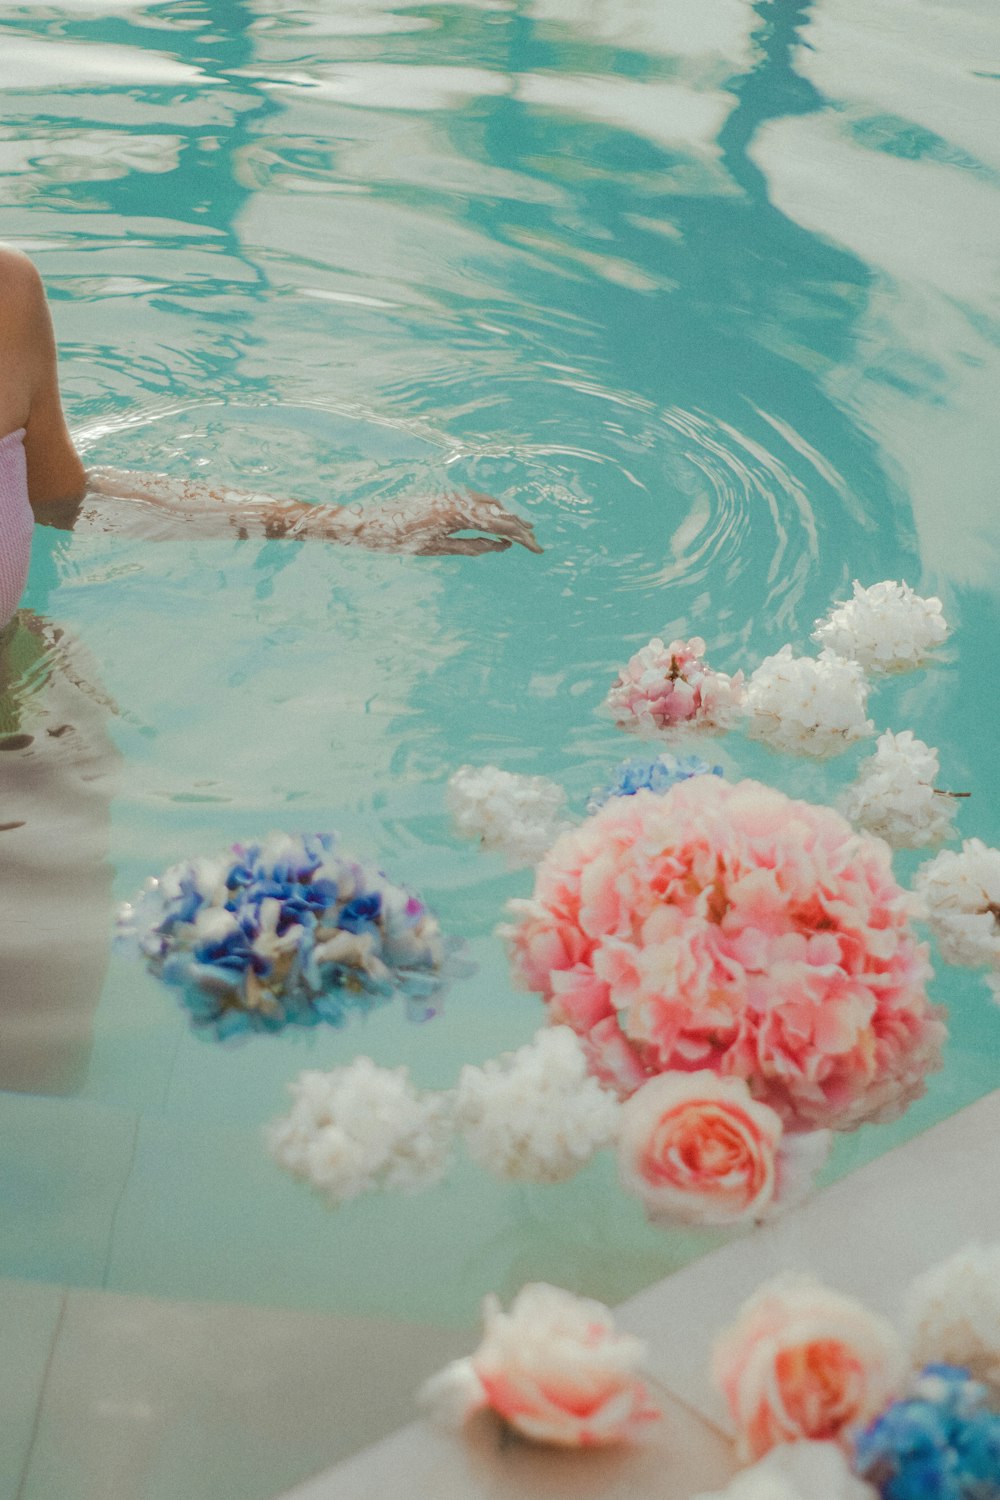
351, 489, 542, 556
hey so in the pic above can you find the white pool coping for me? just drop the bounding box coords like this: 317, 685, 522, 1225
280, 1086, 1000, 1500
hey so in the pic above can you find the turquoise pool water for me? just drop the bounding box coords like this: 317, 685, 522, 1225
2, 0, 1000, 1332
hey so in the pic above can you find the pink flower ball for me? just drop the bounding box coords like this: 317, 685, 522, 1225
712, 1276, 903, 1462
504, 776, 945, 1133
617, 1072, 783, 1227
605, 636, 743, 735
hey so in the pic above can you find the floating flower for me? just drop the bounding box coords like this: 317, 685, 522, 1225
265, 1058, 454, 1204
854, 1364, 1000, 1499
420, 1282, 660, 1447
744, 646, 874, 758
617, 1071, 802, 1228
840, 731, 960, 849
713, 1275, 904, 1463
693, 1441, 877, 1500
118, 832, 445, 1037
503, 777, 944, 1133
446, 764, 571, 867
914, 840, 1000, 970
587, 751, 723, 814
455, 1026, 619, 1184
813, 580, 950, 673
906, 1244, 1000, 1397
605, 636, 743, 737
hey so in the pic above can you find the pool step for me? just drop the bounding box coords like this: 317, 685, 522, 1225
2, 1277, 470, 1500
278, 1086, 1000, 1500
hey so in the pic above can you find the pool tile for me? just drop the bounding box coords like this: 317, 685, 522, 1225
0, 1093, 138, 1287
102, 1112, 515, 1325
0, 1277, 65, 1500
18, 1288, 471, 1500
280, 1390, 737, 1500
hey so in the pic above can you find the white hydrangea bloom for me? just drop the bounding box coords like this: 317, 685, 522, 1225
455, 1027, 620, 1183
692, 1442, 876, 1500
840, 731, 959, 849
156, 854, 230, 906
266, 1058, 454, 1205
446, 764, 571, 867
914, 839, 1000, 968
812, 580, 949, 672
906, 1242, 1000, 1395
744, 646, 874, 758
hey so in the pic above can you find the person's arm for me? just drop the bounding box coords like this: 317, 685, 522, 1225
5, 247, 541, 557
0, 249, 89, 510
77, 468, 542, 555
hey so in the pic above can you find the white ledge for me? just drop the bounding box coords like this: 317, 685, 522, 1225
281, 1087, 1000, 1499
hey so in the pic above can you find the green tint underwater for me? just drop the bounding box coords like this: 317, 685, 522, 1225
2, 0, 1000, 1325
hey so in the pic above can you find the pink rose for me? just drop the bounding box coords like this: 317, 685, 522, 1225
712, 1276, 903, 1462
420, 1283, 660, 1447
617, 1072, 784, 1226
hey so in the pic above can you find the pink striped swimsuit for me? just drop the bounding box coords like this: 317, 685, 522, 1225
0, 428, 32, 628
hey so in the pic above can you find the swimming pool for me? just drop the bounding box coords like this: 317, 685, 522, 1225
3, 0, 1000, 1489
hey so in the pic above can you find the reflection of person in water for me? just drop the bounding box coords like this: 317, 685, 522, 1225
0, 246, 538, 1097
0, 246, 541, 561
0, 602, 118, 1095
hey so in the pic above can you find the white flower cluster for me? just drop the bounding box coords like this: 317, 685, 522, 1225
455, 1027, 620, 1183
693, 1442, 876, 1500
914, 839, 1000, 969
446, 764, 571, 867
840, 731, 958, 849
744, 646, 874, 758
812, 580, 949, 673
907, 1242, 1000, 1395
266, 1058, 454, 1205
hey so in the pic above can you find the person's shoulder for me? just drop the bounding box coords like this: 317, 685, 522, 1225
0, 244, 42, 278
0, 246, 46, 320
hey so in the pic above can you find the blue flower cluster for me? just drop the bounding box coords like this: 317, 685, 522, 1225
855, 1365, 1000, 1500
121, 832, 445, 1040
587, 752, 723, 814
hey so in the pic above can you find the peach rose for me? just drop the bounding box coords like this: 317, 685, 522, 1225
712, 1276, 903, 1462
617, 1072, 785, 1226
420, 1282, 660, 1447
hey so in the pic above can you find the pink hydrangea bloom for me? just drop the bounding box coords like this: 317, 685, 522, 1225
503, 777, 945, 1133
605, 636, 743, 735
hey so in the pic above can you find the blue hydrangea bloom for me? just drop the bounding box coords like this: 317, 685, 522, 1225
121, 832, 445, 1041
855, 1365, 1000, 1500
588, 753, 723, 814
